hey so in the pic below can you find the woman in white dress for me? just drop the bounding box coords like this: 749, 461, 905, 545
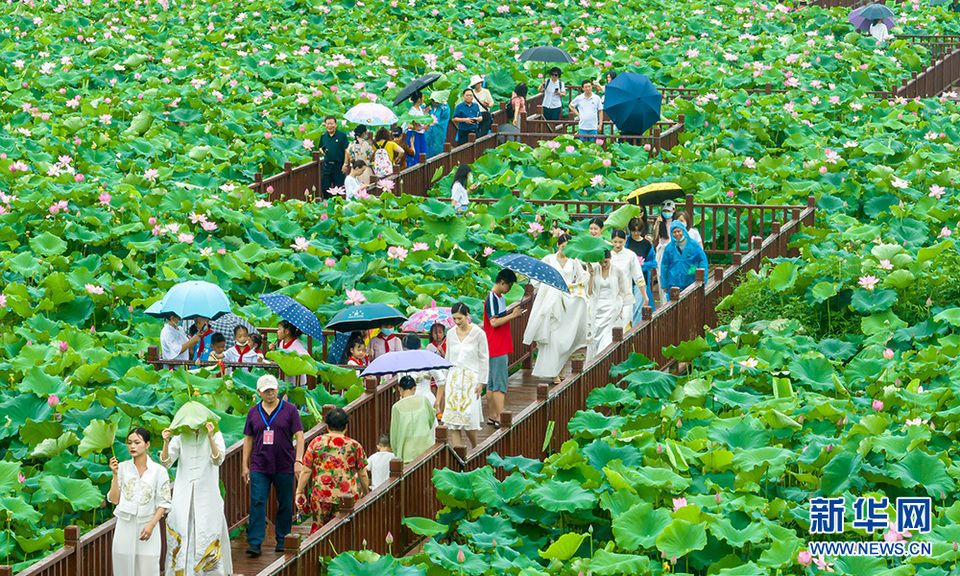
522, 234, 590, 383
161, 403, 233, 576
610, 229, 649, 329
109, 428, 172, 576
586, 250, 634, 360
437, 302, 489, 449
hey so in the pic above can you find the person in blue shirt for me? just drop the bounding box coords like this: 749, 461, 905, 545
424, 91, 450, 158
451, 89, 482, 146
660, 221, 708, 301
625, 216, 658, 314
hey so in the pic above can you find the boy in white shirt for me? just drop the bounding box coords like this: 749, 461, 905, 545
366, 434, 396, 490
344, 160, 370, 200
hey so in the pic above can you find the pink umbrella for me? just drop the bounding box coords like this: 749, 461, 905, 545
401, 301, 454, 332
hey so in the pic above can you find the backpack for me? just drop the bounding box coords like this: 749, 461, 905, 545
373, 143, 393, 178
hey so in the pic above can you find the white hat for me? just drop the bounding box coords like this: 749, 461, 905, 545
469, 74, 484, 87
257, 374, 279, 392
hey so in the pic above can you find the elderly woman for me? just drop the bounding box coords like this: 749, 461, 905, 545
160, 402, 233, 576
296, 408, 370, 531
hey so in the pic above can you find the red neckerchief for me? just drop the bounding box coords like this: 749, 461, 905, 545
349, 356, 367, 366
194, 326, 213, 360
234, 344, 252, 357
280, 338, 297, 350
433, 339, 447, 355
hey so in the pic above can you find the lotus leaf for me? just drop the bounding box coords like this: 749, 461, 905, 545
656, 519, 708, 558
169, 402, 220, 436
612, 502, 672, 551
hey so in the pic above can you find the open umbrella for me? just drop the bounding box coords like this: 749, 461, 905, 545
493, 254, 570, 293
401, 301, 454, 332
394, 73, 442, 107
327, 332, 352, 364
518, 46, 575, 63
145, 280, 232, 320
344, 103, 399, 126
602, 73, 662, 135
625, 182, 686, 206
849, 4, 895, 31
258, 293, 325, 342
326, 303, 408, 332
360, 350, 453, 377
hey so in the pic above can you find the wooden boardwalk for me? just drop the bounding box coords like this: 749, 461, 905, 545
229, 365, 558, 575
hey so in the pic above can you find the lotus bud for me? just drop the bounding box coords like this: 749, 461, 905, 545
715, 493, 722, 504
953, 541, 958, 552
662, 551, 668, 559
589, 524, 594, 534
671, 555, 677, 565
657, 443, 663, 454
872, 399, 883, 411
48, 395, 59, 408
58, 341, 69, 352
26, 340, 32, 346
492, 537, 497, 547
602, 158, 612, 168
883, 348, 894, 360
941, 492, 946, 500
826, 444, 834, 453
798, 415, 804, 424
676, 419, 682, 429
362, 539, 367, 549
90, 325, 96, 334
385, 531, 393, 545
798, 550, 813, 566
18, 473, 25, 483
457, 548, 466, 563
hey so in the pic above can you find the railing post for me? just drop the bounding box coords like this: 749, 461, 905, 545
570, 358, 584, 377
713, 267, 724, 283
284, 533, 301, 559
255, 171, 263, 196
322, 404, 335, 419
642, 306, 652, 321
500, 412, 513, 427
0, 567, 12, 576
537, 384, 549, 401
436, 425, 448, 445
389, 458, 404, 478
685, 193, 694, 229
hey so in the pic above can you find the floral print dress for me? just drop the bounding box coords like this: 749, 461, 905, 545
302, 433, 368, 517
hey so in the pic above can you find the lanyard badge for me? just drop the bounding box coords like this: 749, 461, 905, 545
259, 400, 283, 445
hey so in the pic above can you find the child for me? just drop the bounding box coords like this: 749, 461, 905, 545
344, 160, 370, 201
483, 269, 524, 428
368, 322, 403, 360
206, 333, 227, 362
401, 334, 439, 407
365, 434, 396, 490
450, 164, 478, 213
248, 333, 265, 363
109, 428, 172, 576
343, 336, 368, 367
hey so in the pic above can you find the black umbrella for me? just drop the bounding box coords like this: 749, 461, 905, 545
394, 73, 442, 107
518, 46, 575, 64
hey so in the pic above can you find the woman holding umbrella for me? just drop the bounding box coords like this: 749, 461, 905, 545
346, 125, 375, 185
437, 302, 489, 450
161, 313, 201, 362
160, 403, 233, 576
405, 91, 431, 167
522, 234, 590, 384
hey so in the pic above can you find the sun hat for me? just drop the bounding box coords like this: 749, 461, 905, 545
257, 374, 280, 392
469, 74, 484, 87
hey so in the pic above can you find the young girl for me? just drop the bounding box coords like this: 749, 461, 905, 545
224, 326, 260, 367
450, 165, 477, 213
269, 320, 309, 387
109, 428, 172, 576
586, 250, 633, 360
587, 217, 604, 238
426, 322, 447, 403
189, 316, 214, 361
344, 160, 371, 201
368, 322, 402, 360
343, 336, 368, 367
510, 83, 527, 128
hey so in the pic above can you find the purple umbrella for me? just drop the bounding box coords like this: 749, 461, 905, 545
360, 350, 453, 377
849, 5, 895, 32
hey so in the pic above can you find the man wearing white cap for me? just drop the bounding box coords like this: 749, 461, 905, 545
242, 375, 304, 557
469, 75, 495, 136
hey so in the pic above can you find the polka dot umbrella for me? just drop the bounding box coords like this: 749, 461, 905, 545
492, 254, 570, 293
258, 293, 325, 342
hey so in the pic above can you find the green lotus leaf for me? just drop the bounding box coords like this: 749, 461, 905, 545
633, 466, 692, 491
29, 232, 68, 257
266, 349, 318, 377
850, 288, 897, 314
588, 550, 651, 576
586, 384, 639, 409
889, 449, 956, 497
767, 261, 798, 291
708, 517, 768, 548
612, 501, 672, 551
0, 462, 23, 495
656, 518, 708, 558
0, 495, 42, 524
820, 451, 863, 496
461, 514, 520, 548
486, 452, 544, 476
562, 235, 611, 263
934, 307, 960, 327
717, 562, 766, 576
604, 204, 642, 230
401, 517, 448, 538
328, 552, 426, 576
707, 420, 768, 451
32, 432, 80, 459
732, 447, 794, 477
77, 419, 118, 458
567, 410, 626, 438
807, 281, 839, 304
621, 369, 677, 398
787, 356, 835, 391
610, 352, 657, 376
422, 540, 488, 575
664, 337, 710, 363
529, 479, 595, 513
38, 476, 103, 511
472, 474, 528, 509
538, 532, 587, 561
583, 439, 642, 469
169, 402, 220, 436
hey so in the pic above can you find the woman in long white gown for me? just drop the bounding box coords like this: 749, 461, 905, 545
586, 251, 634, 360
438, 302, 489, 449
161, 403, 233, 576
522, 233, 590, 383
610, 229, 649, 330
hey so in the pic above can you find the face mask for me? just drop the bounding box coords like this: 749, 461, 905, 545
382, 328, 395, 336
662, 211, 674, 219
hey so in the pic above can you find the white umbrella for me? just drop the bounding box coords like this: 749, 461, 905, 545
343, 103, 399, 126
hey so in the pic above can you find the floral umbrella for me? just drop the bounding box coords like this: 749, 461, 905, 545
401, 301, 454, 332
343, 102, 399, 126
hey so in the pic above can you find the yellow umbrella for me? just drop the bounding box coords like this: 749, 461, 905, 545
625, 182, 685, 206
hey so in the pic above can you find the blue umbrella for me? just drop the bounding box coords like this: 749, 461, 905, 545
327, 332, 352, 364
258, 293, 326, 342
326, 303, 408, 332
145, 280, 232, 320
602, 73, 662, 136
856, 3, 895, 20
493, 254, 570, 293
360, 350, 453, 377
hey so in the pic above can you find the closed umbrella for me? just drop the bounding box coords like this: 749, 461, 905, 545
602, 73, 662, 136
145, 280, 232, 320
492, 254, 570, 293
518, 46, 575, 63
360, 350, 453, 377
394, 73, 442, 107
326, 303, 408, 332
344, 103, 399, 126
258, 293, 325, 342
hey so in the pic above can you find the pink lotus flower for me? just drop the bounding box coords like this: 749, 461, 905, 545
144, 168, 159, 182
483, 247, 495, 256
177, 232, 195, 244
858, 275, 879, 291
98, 192, 111, 206
813, 555, 834, 572
387, 246, 409, 262
564, 145, 576, 154
0, 294, 6, 308
378, 179, 396, 192
797, 551, 813, 566
878, 259, 892, 270
345, 289, 366, 305
48, 395, 59, 407
411, 242, 429, 252
17, 473, 25, 483
217, 248, 226, 255
85, 284, 105, 295
328, 186, 346, 196
148, 217, 157, 225
743, 157, 756, 169
528, 222, 544, 235
739, 357, 759, 369
939, 227, 952, 238
726, 190, 735, 198
58, 341, 69, 352
891, 177, 908, 189
291, 237, 310, 251
200, 221, 218, 231
75, 173, 85, 183
883, 348, 894, 360
590, 174, 603, 187
929, 185, 946, 199
49, 200, 69, 214
325, 257, 336, 267
872, 399, 884, 411
601, 158, 612, 168
302, 139, 314, 150
672, 497, 688, 511
189, 212, 207, 224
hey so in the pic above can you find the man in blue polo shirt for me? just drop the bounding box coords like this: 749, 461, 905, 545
451, 89, 482, 146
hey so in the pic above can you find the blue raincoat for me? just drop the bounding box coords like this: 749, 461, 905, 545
425, 103, 450, 158
660, 221, 708, 300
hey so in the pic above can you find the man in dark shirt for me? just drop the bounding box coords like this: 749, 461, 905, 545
451, 89, 482, 146
319, 115, 349, 198
242, 375, 304, 556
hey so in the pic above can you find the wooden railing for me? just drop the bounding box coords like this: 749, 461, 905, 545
251, 197, 816, 576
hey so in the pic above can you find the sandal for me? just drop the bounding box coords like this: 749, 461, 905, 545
487, 418, 501, 429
